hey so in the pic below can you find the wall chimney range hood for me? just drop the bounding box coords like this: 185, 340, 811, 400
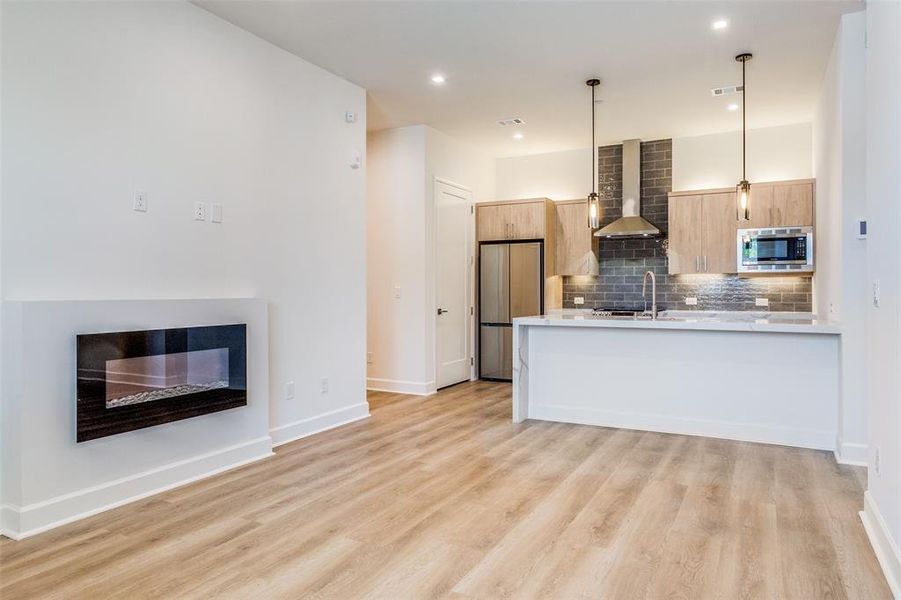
594, 139, 662, 239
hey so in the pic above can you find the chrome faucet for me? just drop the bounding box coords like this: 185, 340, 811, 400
642, 270, 658, 320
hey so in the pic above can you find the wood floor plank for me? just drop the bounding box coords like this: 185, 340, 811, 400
0, 382, 891, 600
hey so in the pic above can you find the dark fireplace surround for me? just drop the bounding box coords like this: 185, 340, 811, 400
76, 324, 247, 442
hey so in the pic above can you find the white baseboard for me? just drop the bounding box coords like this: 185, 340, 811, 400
860, 491, 901, 599
834, 440, 869, 466
366, 378, 437, 396
270, 403, 370, 447
0, 436, 274, 541
528, 404, 835, 451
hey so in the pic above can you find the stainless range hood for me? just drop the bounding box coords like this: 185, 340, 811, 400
594, 139, 662, 238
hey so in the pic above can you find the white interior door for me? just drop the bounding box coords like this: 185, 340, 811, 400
435, 179, 473, 389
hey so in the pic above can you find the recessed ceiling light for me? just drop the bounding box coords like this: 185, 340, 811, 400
712, 19, 729, 30
513, 132, 524, 140
430, 74, 446, 85
727, 103, 739, 111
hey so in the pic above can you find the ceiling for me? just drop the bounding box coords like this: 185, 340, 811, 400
197, 1, 860, 158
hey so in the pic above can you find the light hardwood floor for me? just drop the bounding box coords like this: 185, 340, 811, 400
0, 381, 891, 599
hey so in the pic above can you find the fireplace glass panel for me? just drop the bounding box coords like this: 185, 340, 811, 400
105, 348, 230, 408
76, 323, 247, 442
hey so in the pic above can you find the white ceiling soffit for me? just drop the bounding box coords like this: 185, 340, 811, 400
196, 0, 860, 158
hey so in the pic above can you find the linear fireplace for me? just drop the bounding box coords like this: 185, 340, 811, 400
77, 324, 247, 442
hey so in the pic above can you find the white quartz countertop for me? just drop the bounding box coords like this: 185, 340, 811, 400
513, 310, 840, 334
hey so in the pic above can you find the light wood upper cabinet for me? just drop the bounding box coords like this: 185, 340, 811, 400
740, 181, 814, 229
555, 200, 598, 276
668, 179, 815, 275
477, 199, 550, 241
772, 183, 814, 226
476, 204, 510, 241
668, 194, 705, 274
668, 192, 746, 274
703, 192, 740, 273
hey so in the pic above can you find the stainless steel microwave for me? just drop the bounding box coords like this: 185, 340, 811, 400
737, 227, 814, 273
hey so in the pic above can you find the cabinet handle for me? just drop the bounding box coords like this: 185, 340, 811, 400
704, 255, 708, 272
696, 256, 700, 272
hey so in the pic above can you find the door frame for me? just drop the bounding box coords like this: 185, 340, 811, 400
433, 177, 476, 387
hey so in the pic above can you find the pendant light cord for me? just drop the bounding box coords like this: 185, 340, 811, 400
591, 83, 596, 194
742, 58, 747, 181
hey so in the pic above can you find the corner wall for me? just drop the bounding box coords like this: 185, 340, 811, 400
862, 1, 901, 595
366, 125, 493, 394
812, 11, 868, 465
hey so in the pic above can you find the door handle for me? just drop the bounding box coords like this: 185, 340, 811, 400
437, 308, 449, 315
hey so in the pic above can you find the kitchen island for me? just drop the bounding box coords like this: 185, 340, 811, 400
512, 310, 841, 451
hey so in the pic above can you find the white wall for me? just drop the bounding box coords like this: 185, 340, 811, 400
812, 11, 868, 466
862, 1, 901, 594
496, 148, 591, 201
671, 123, 813, 191
493, 124, 812, 202
367, 125, 493, 394
1, 1, 368, 531
366, 127, 429, 393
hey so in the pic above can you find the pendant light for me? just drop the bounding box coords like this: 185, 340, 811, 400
586, 78, 601, 229
735, 53, 753, 221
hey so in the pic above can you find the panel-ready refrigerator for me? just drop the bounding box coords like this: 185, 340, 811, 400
479, 242, 543, 381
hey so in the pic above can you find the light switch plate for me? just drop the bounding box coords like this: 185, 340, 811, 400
755, 297, 769, 307
320, 378, 329, 394
211, 203, 223, 223
685, 297, 698, 306
286, 381, 295, 400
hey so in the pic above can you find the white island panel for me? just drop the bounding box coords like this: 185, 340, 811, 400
514, 321, 839, 451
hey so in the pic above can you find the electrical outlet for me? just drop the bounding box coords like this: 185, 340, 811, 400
755, 297, 769, 308
133, 191, 148, 212
367, 352, 373, 364
573, 297, 585, 306
875, 447, 881, 476
211, 203, 223, 223
394, 286, 401, 299
685, 297, 698, 306
286, 381, 295, 400
320, 377, 329, 394
194, 201, 206, 221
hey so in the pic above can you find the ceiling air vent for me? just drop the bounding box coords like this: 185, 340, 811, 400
710, 84, 744, 97
497, 117, 525, 126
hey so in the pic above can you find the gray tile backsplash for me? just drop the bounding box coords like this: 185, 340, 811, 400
562, 139, 813, 312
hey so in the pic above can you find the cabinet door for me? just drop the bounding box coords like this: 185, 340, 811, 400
477, 205, 510, 241
772, 183, 813, 226
668, 195, 704, 274
743, 184, 775, 229
555, 201, 598, 275
702, 193, 738, 273
508, 202, 545, 239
